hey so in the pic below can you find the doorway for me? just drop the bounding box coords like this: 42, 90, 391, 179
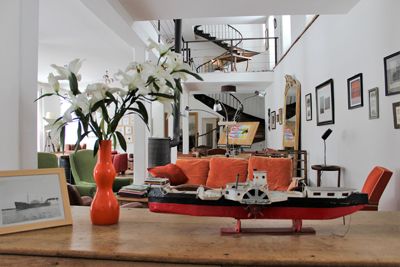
202, 118, 218, 148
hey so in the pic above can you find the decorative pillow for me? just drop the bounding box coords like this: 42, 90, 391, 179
175, 159, 210, 185
147, 163, 188, 185
248, 156, 292, 191
206, 158, 248, 188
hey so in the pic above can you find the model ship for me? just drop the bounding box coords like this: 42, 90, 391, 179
148, 171, 368, 233
15, 197, 58, 210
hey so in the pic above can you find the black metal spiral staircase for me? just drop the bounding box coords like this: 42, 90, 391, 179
193, 94, 265, 143
194, 24, 260, 73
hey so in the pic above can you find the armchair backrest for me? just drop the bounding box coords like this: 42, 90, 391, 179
361, 166, 392, 207
69, 149, 97, 184
38, 152, 58, 169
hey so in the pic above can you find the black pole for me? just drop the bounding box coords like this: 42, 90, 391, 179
170, 19, 182, 148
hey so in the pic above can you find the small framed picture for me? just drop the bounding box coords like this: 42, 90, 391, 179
278, 108, 283, 125
384, 51, 400, 96
368, 87, 379, 119
347, 73, 363, 109
125, 126, 132, 135
393, 102, 400, 129
316, 79, 335, 126
0, 169, 72, 235
305, 93, 312, 121
267, 109, 271, 131
271, 111, 276, 129
126, 135, 133, 143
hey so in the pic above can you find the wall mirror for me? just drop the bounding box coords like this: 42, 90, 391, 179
282, 74, 301, 150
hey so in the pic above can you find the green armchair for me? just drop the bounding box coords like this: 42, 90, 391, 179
38, 152, 59, 169
69, 149, 132, 197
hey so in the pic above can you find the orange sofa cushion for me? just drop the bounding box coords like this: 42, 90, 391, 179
176, 159, 210, 185
248, 156, 292, 191
206, 158, 248, 188
147, 164, 188, 185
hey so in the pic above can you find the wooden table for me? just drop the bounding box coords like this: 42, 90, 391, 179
1, 207, 399, 266
312, 164, 341, 187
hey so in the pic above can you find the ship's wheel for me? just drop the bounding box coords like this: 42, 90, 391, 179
242, 189, 269, 204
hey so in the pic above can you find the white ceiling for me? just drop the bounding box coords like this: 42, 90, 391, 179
117, 0, 359, 21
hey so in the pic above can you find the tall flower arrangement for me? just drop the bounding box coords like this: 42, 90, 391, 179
37, 40, 202, 155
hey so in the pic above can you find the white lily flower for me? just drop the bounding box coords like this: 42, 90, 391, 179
147, 38, 173, 57
48, 73, 60, 93
51, 64, 70, 80
63, 106, 74, 122
86, 83, 108, 103
68, 58, 84, 75
51, 59, 84, 80
125, 62, 139, 72
115, 70, 147, 93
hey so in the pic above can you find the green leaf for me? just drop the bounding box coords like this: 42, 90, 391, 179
74, 122, 82, 153
105, 91, 117, 103
112, 133, 117, 150
115, 131, 127, 152
93, 139, 99, 157
34, 93, 55, 102
59, 125, 65, 154
175, 78, 183, 93
136, 101, 148, 125
69, 73, 80, 95
100, 102, 110, 123
175, 69, 203, 81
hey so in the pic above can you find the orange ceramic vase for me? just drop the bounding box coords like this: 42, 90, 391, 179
90, 140, 119, 225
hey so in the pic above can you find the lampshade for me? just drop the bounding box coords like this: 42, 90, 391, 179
213, 103, 222, 112
221, 85, 236, 93
321, 129, 332, 140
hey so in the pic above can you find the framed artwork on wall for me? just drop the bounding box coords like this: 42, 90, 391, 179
267, 109, 271, 131
278, 108, 283, 125
393, 101, 400, 129
305, 93, 312, 121
368, 87, 379, 119
347, 73, 363, 109
271, 111, 276, 129
315, 79, 335, 126
384, 51, 400, 96
0, 169, 72, 235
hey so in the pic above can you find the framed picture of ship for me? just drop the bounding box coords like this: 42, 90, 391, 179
0, 168, 72, 235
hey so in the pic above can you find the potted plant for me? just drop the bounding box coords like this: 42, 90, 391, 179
37, 39, 202, 225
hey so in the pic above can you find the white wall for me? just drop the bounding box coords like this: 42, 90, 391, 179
266, 0, 400, 211
0, 0, 39, 170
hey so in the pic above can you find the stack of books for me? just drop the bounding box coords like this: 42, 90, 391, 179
117, 184, 149, 198
144, 177, 169, 186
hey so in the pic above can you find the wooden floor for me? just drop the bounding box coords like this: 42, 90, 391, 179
1, 207, 400, 266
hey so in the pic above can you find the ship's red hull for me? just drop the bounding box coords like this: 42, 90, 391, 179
149, 202, 366, 220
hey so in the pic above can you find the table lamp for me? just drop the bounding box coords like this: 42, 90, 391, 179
321, 129, 332, 166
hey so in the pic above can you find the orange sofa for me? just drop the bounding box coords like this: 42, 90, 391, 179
148, 156, 295, 191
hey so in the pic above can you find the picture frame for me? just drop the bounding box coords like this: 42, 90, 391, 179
271, 111, 276, 129
0, 169, 72, 235
218, 122, 260, 146
384, 51, 400, 96
347, 73, 363, 109
393, 101, 400, 129
124, 126, 132, 135
267, 109, 271, 131
278, 108, 283, 125
368, 87, 379, 119
315, 79, 335, 126
305, 93, 312, 121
